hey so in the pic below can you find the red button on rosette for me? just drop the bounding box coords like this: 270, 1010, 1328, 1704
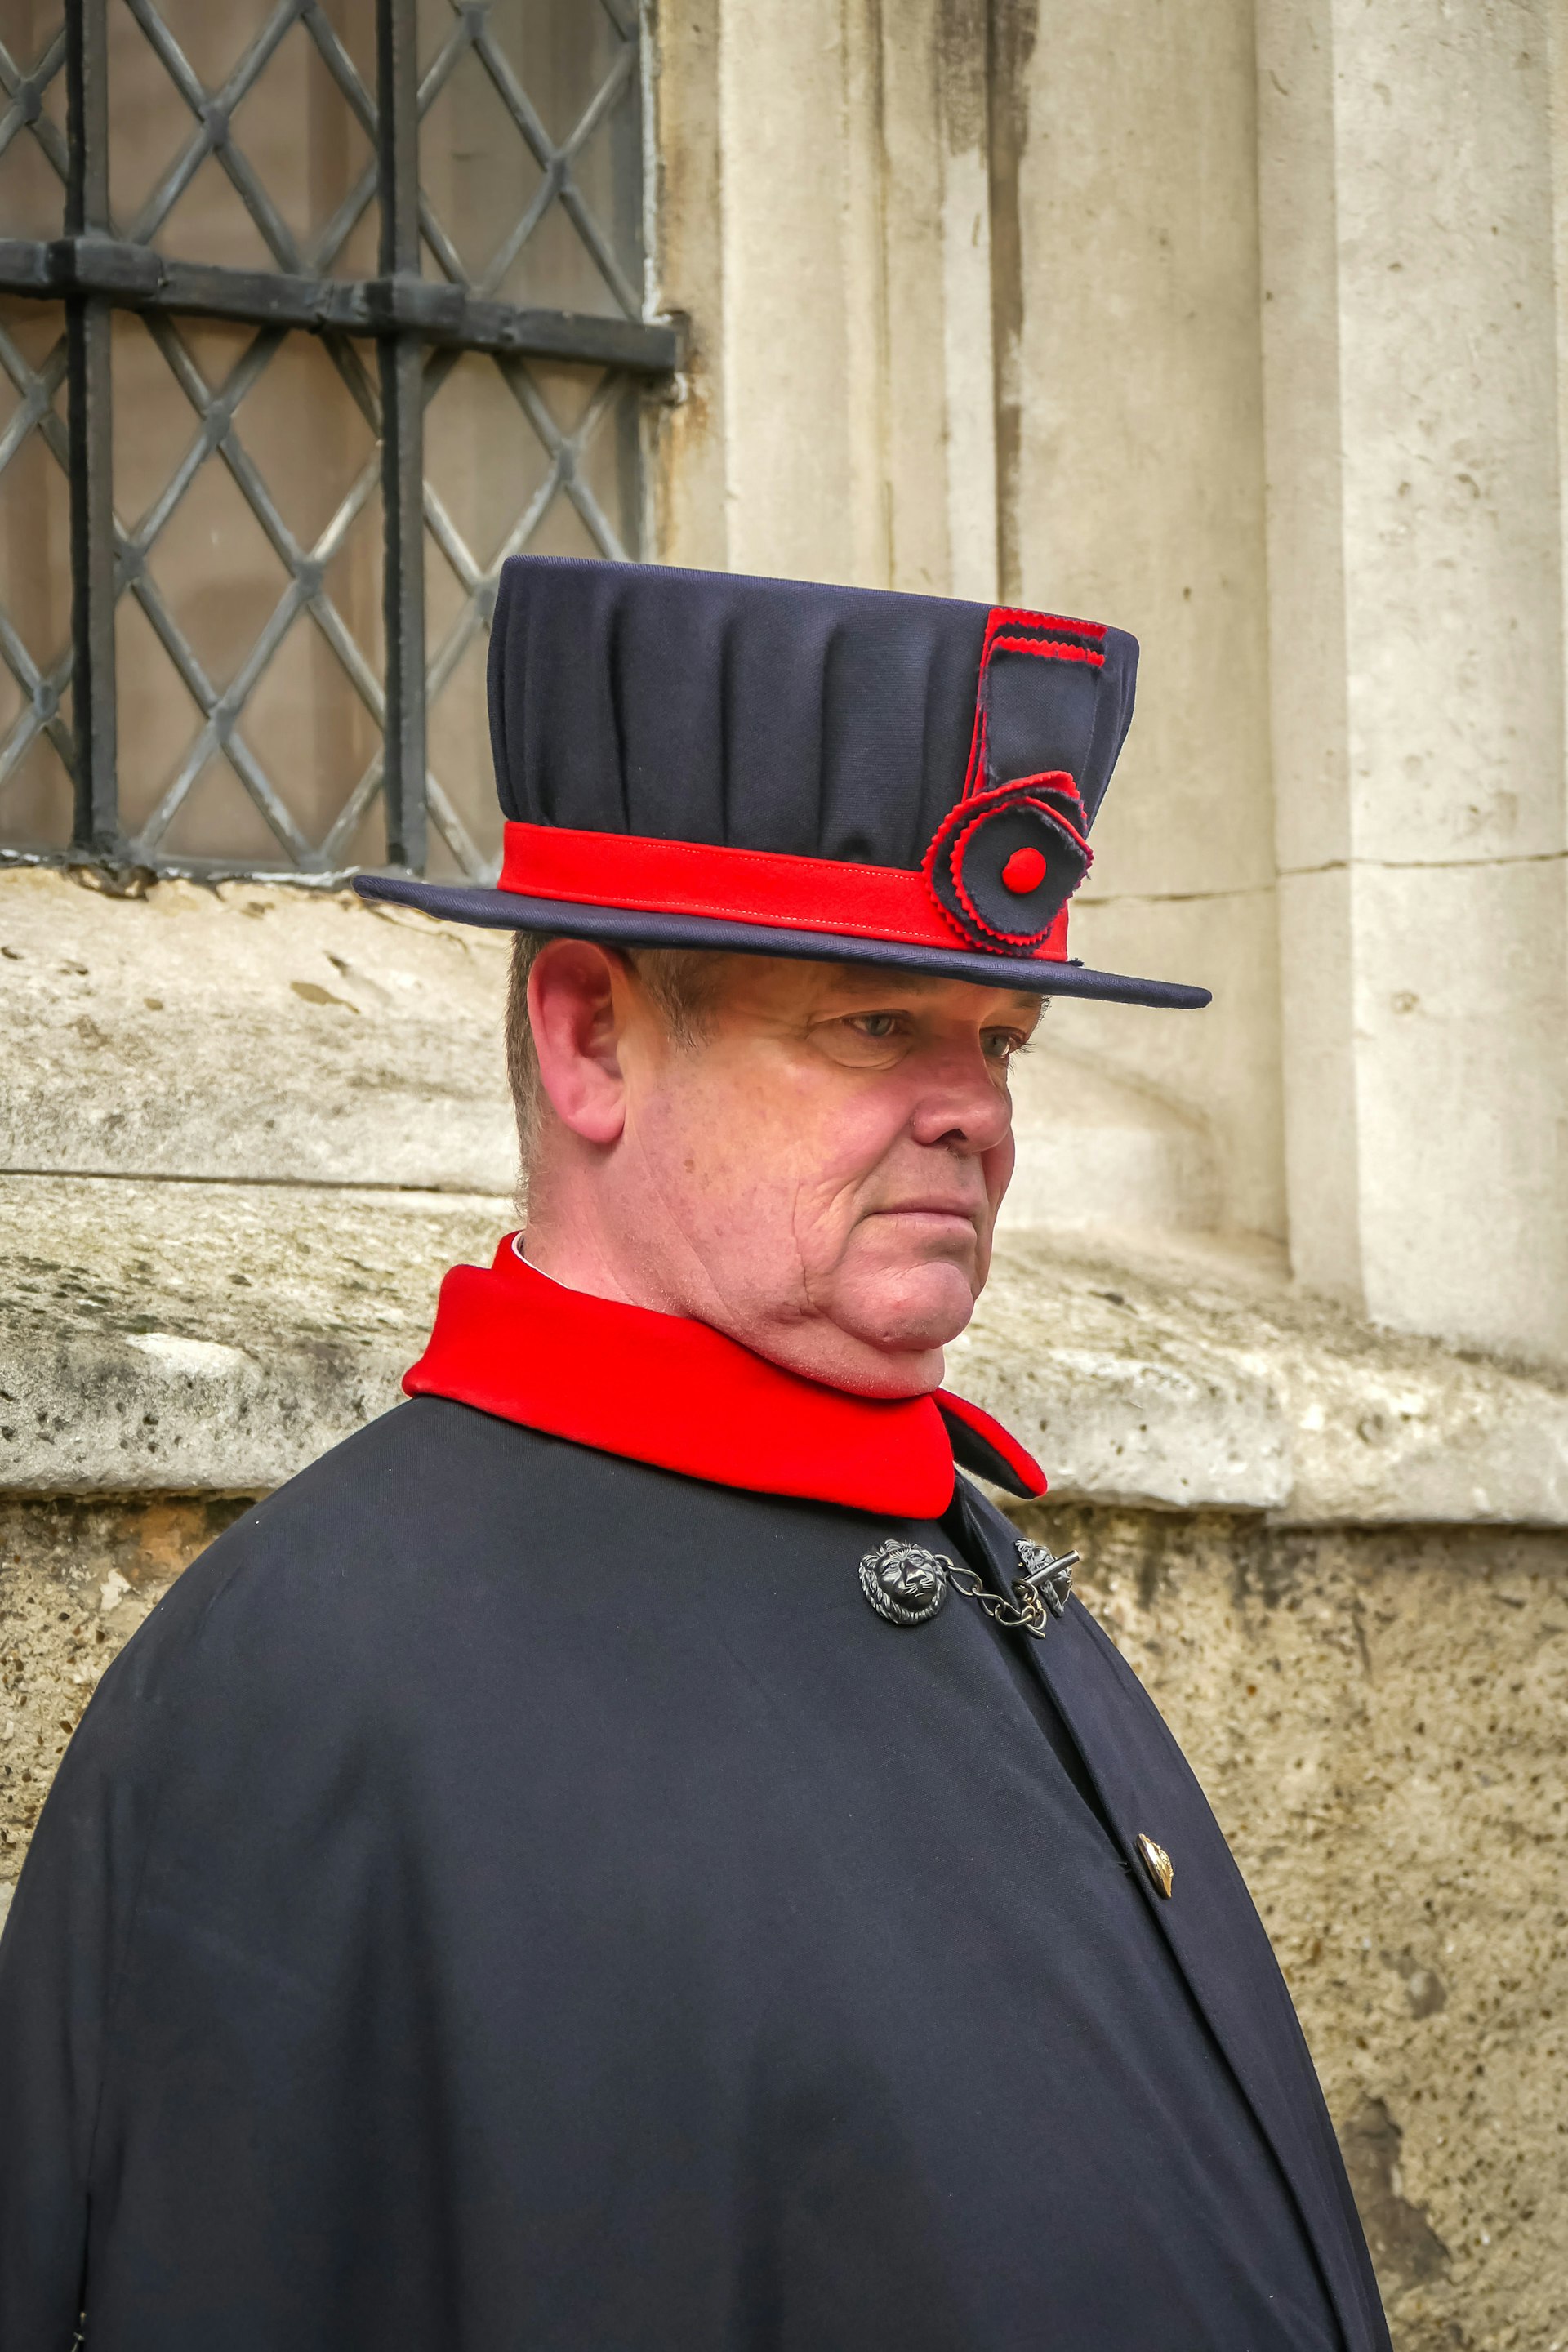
1001, 845, 1049, 894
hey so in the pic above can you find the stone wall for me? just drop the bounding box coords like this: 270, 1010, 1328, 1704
4, 1485, 1565, 2350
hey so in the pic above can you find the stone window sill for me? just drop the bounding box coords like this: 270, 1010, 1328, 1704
3, 1174, 1566, 1528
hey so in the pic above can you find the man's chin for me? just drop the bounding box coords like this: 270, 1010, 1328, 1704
830, 1264, 979, 1360
742, 1269, 972, 1398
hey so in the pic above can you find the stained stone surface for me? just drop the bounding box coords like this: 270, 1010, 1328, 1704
962, 1231, 1568, 1528
0, 867, 516, 1193
0, 1173, 508, 1492
0, 1493, 254, 1869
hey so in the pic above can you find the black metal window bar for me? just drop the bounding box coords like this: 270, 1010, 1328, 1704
0, 0, 675, 880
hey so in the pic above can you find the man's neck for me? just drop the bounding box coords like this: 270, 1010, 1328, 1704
519, 1221, 648, 1308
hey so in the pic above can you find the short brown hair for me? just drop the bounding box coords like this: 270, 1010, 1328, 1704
504, 932, 726, 1178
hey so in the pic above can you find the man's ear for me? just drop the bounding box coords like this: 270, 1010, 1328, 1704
528, 941, 630, 1147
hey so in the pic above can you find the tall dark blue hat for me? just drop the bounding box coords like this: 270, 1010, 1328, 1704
355, 557, 1209, 1009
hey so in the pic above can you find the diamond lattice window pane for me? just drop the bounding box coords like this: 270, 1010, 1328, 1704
154, 747, 295, 865
127, 0, 275, 98
0, 5, 69, 240
423, 347, 556, 578
109, 0, 379, 276
417, 39, 546, 292
111, 310, 383, 870
417, 0, 642, 319
0, 296, 73, 851
421, 348, 639, 878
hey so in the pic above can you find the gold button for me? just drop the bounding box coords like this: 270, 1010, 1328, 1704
1136, 1833, 1174, 1899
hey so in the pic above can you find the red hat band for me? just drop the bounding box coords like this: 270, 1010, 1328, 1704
497, 819, 1075, 963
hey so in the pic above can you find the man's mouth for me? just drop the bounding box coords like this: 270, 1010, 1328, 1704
866, 1204, 981, 1236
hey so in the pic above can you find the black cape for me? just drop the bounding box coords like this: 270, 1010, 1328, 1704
0, 1397, 1389, 2350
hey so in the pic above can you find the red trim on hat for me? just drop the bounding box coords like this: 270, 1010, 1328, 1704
499, 822, 1072, 962
403, 1238, 1045, 1518
963, 606, 1107, 800
985, 606, 1107, 644
987, 637, 1103, 666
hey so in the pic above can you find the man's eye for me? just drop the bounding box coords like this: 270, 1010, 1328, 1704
984, 1031, 1027, 1061
852, 1013, 901, 1040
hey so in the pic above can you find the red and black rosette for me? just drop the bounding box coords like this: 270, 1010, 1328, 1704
921, 771, 1093, 952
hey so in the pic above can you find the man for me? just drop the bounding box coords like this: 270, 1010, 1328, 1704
0, 561, 1388, 2349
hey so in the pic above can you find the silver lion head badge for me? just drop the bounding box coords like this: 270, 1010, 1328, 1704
858, 1539, 951, 1627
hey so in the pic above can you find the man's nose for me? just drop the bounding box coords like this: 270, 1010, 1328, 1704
908, 1046, 1013, 1153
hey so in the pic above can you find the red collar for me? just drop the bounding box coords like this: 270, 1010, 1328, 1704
404, 1238, 1045, 1520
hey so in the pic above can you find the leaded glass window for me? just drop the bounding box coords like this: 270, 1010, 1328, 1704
0, 0, 670, 880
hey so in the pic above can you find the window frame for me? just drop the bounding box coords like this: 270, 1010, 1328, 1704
0, 0, 676, 880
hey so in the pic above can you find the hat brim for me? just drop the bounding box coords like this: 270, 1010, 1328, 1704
353, 875, 1211, 1010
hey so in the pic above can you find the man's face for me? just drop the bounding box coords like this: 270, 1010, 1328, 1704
531, 948, 1041, 1396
